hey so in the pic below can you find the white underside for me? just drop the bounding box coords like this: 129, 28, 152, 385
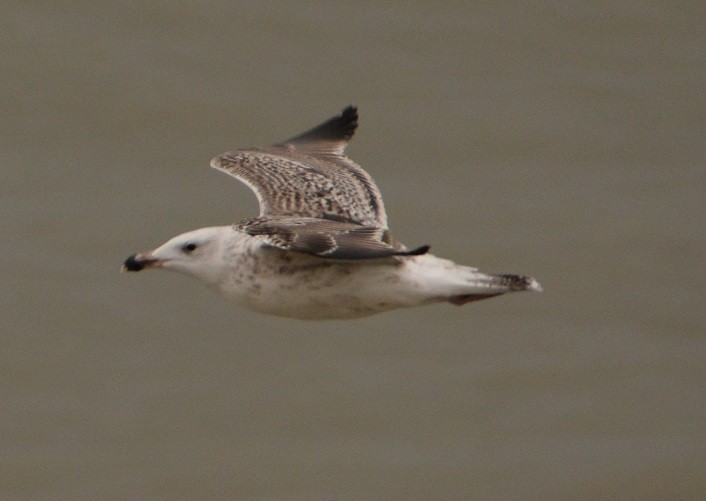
212, 239, 535, 319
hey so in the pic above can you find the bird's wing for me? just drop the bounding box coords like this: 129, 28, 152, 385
210, 106, 388, 228
235, 216, 429, 260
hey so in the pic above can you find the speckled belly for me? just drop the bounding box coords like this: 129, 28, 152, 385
215, 245, 422, 319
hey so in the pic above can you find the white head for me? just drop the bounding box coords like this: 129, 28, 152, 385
123, 226, 234, 285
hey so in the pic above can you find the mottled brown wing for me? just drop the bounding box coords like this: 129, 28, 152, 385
235, 216, 429, 260
210, 106, 388, 228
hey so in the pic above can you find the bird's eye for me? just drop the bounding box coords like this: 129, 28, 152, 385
182, 242, 198, 253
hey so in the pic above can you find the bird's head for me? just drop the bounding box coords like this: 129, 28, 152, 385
122, 226, 232, 285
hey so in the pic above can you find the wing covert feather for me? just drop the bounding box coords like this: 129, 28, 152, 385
235, 216, 429, 260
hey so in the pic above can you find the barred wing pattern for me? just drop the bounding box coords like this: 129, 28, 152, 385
210, 106, 388, 228
210, 106, 428, 260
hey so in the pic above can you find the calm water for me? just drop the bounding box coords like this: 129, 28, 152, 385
3, 2, 704, 499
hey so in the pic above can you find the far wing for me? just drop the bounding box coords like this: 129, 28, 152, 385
210, 106, 388, 228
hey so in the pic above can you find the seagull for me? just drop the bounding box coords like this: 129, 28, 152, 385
123, 106, 541, 319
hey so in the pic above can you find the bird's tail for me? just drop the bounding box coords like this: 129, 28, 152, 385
404, 254, 542, 305
446, 272, 542, 305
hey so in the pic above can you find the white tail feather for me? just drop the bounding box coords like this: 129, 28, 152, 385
403, 254, 542, 303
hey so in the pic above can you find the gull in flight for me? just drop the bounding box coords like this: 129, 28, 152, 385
123, 106, 541, 319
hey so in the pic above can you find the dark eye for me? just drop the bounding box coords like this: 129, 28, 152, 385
182, 242, 198, 253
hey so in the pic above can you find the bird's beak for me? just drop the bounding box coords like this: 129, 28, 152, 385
121, 252, 164, 272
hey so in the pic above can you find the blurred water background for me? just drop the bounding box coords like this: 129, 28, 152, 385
2, 2, 704, 498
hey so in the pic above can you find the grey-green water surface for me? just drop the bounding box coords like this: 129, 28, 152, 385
2, 2, 704, 499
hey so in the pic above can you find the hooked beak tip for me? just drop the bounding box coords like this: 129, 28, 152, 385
122, 253, 160, 272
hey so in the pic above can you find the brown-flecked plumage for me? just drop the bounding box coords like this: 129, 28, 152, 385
209, 106, 410, 258
123, 106, 541, 319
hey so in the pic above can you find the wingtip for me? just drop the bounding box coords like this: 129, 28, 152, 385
403, 244, 431, 256
277, 105, 360, 147
335, 105, 358, 139
341, 104, 358, 121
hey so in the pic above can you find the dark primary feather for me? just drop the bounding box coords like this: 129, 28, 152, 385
278, 105, 359, 155
235, 216, 429, 260
210, 106, 388, 227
